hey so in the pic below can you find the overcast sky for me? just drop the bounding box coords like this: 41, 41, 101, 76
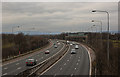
2, 2, 118, 33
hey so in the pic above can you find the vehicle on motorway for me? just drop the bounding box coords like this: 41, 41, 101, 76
67, 41, 70, 44
75, 45, 79, 49
26, 59, 37, 66
45, 50, 50, 54
70, 43, 73, 45
72, 42, 75, 45
58, 42, 60, 45
71, 49, 76, 54
54, 45, 57, 48
57, 41, 59, 43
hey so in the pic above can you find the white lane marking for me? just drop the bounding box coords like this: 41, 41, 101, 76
79, 57, 80, 58
17, 67, 21, 70
54, 74, 56, 77
78, 59, 80, 62
75, 68, 76, 70
60, 68, 62, 70
3, 73, 7, 75
64, 63, 66, 65
40, 44, 70, 75
16, 63, 19, 65
2, 40, 53, 66
77, 63, 79, 65
71, 74, 73, 76
4, 67, 8, 70
67, 60, 69, 62
80, 44, 92, 75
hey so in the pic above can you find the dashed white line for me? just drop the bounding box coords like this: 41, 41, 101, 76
67, 60, 69, 62
64, 63, 66, 65
71, 74, 73, 76
79, 57, 80, 58
60, 68, 62, 70
78, 59, 80, 62
76, 63, 79, 65
4, 67, 8, 70
17, 67, 21, 70
54, 74, 56, 77
16, 63, 19, 65
3, 73, 7, 75
74, 68, 76, 70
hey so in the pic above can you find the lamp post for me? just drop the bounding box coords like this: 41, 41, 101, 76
92, 20, 102, 33
93, 25, 97, 33
92, 20, 103, 51
92, 10, 110, 64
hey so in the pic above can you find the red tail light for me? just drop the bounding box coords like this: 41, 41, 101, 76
31, 62, 32, 64
26, 62, 28, 64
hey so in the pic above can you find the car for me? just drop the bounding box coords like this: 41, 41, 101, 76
54, 45, 57, 48
67, 41, 70, 44
45, 50, 50, 54
71, 49, 76, 54
26, 59, 37, 66
75, 45, 79, 49
57, 41, 59, 43
58, 43, 60, 45
70, 43, 73, 45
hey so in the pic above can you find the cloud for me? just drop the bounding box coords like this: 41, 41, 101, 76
2, 2, 118, 32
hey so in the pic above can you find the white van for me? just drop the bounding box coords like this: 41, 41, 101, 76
75, 45, 79, 49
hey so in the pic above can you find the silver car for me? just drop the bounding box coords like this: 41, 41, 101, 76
71, 49, 76, 54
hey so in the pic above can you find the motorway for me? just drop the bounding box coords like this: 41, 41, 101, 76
2, 40, 64, 76
42, 41, 90, 76
2, 40, 90, 76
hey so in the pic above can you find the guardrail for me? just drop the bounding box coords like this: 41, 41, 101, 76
2, 40, 52, 62
15, 44, 69, 77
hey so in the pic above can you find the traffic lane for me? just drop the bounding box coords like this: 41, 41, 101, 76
74, 45, 90, 75
2, 41, 63, 75
43, 45, 74, 75
43, 44, 90, 75
9, 42, 65, 75
3, 40, 62, 73
11, 42, 65, 75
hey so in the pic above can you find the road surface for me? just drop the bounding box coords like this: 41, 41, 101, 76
42, 41, 90, 76
2, 40, 64, 76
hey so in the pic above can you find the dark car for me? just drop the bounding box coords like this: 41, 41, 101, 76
26, 59, 37, 66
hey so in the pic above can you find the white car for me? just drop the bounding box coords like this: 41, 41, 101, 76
54, 45, 57, 48
75, 45, 79, 49
58, 43, 60, 45
71, 49, 76, 54
45, 50, 50, 54
70, 43, 73, 45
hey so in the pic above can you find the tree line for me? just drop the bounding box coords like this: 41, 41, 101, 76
2, 33, 49, 60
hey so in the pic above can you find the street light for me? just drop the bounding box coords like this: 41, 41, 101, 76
92, 20, 102, 33
92, 10, 110, 64
92, 20, 103, 50
93, 25, 97, 33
